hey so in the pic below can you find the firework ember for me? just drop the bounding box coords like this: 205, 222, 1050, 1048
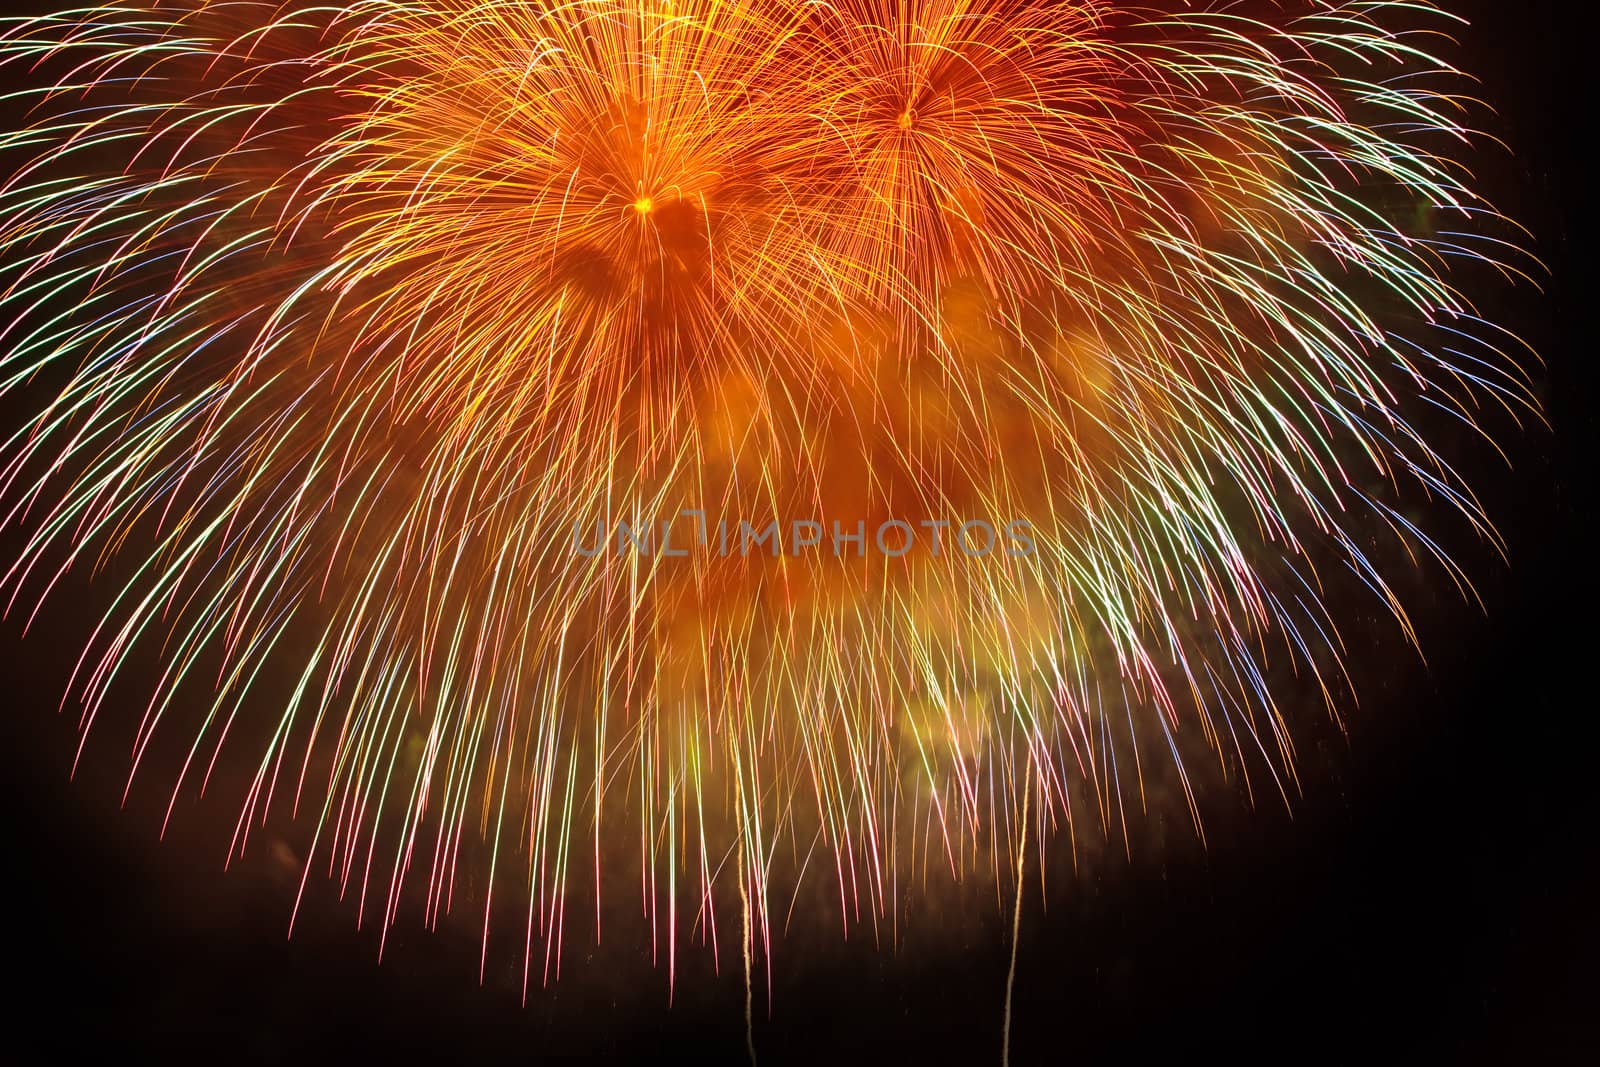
0, 0, 1535, 1006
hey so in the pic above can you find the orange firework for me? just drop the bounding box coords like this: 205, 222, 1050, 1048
0, 0, 1536, 1021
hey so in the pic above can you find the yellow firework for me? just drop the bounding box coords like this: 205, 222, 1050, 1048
0, 0, 1536, 999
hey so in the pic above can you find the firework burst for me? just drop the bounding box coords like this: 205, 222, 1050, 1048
0, 0, 1535, 1001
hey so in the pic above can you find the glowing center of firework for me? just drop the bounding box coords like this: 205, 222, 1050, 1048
897, 107, 917, 131
633, 195, 654, 215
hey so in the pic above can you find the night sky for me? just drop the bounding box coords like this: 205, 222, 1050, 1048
0, 1, 1588, 1062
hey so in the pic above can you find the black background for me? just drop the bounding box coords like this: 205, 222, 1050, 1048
0, 1, 1588, 1062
